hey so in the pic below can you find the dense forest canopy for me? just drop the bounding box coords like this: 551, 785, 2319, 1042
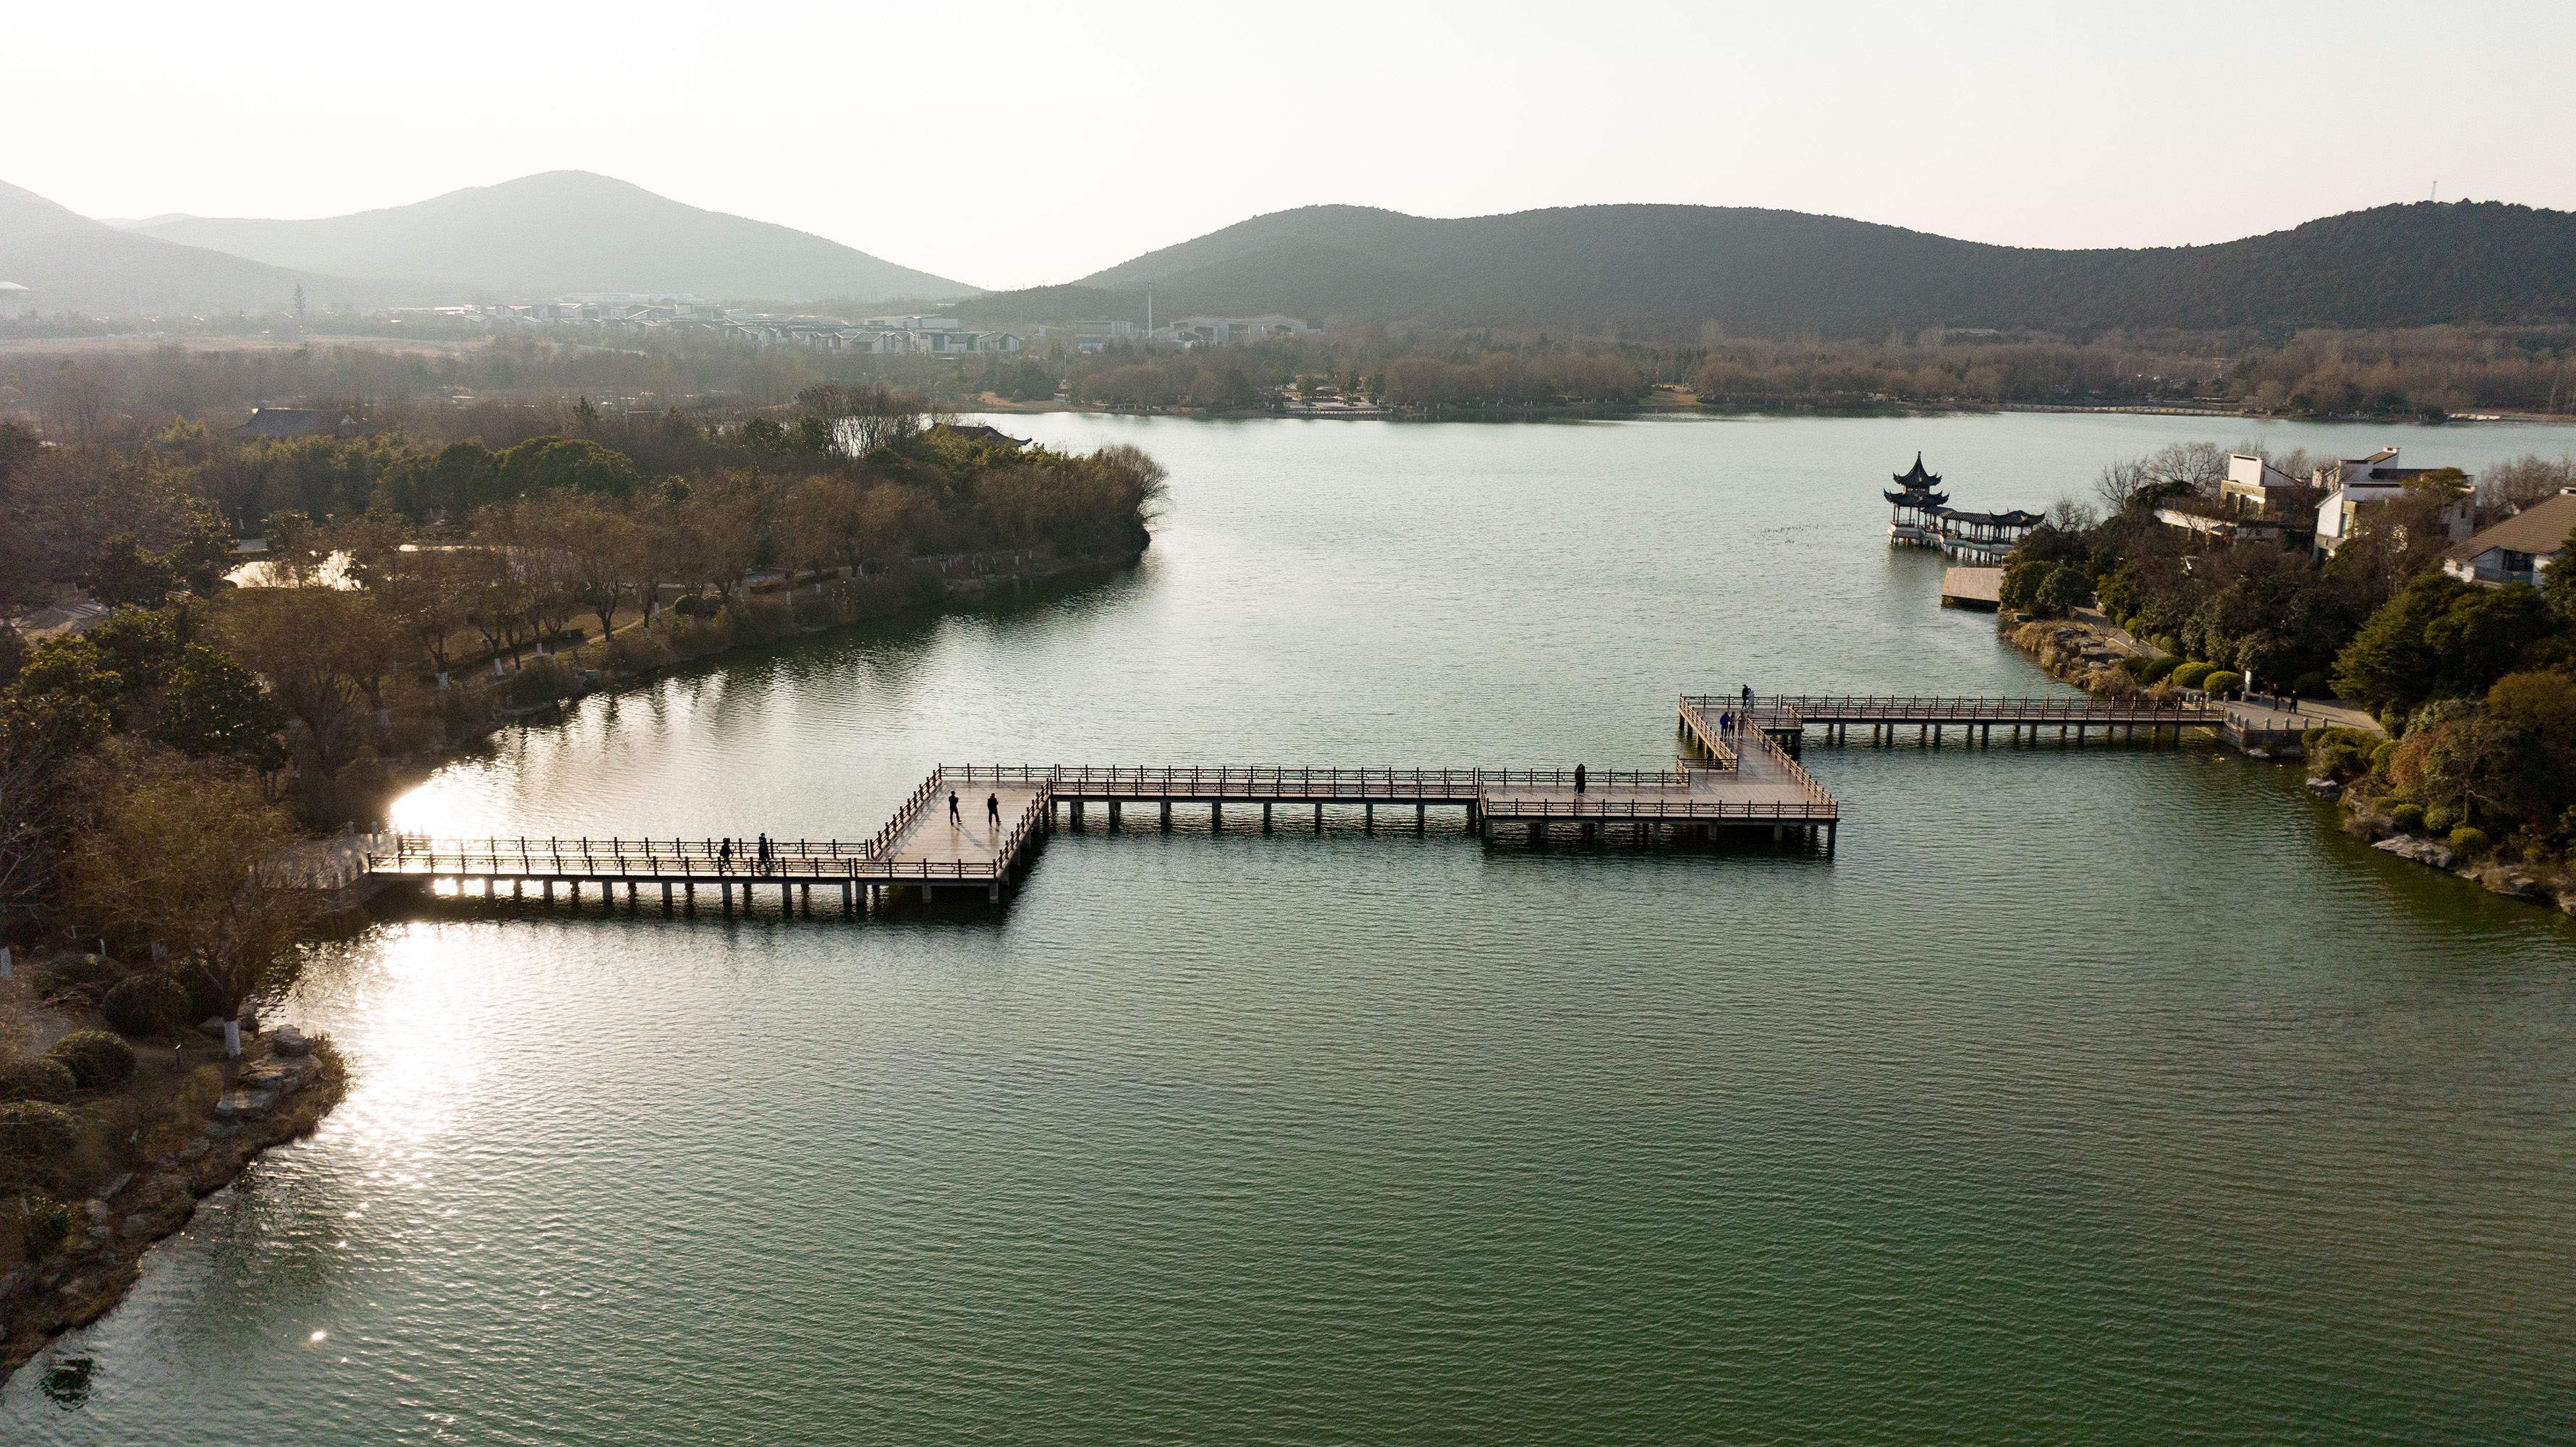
936, 200, 2576, 341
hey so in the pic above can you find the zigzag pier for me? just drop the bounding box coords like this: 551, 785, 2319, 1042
363, 691, 2246, 917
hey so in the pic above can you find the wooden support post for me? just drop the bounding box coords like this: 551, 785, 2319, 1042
662, 882, 673, 912
1365, 802, 1374, 832
1211, 801, 1222, 830
1263, 802, 1273, 832
1772, 824, 1783, 841
1826, 821, 1837, 856
1529, 820, 1543, 843
988, 880, 1000, 903
543, 879, 554, 901
1108, 801, 1120, 828
798, 882, 810, 913
781, 880, 793, 912
842, 881, 852, 915
1416, 802, 1426, 832
1580, 820, 1595, 842
1314, 802, 1323, 831
1160, 801, 1172, 829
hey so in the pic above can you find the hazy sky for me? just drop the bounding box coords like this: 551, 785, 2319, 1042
11, 0, 2571, 289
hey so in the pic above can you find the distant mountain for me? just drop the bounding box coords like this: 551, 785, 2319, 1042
954, 200, 2576, 338
130, 171, 974, 303
0, 179, 358, 315
0, 179, 107, 246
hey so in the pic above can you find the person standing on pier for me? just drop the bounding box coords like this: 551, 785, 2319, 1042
1574, 764, 1586, 794
949, 790, 962, 828
758, 833, 772, 874
986, 793, 1001, 828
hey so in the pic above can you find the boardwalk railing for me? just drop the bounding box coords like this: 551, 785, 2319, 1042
374, 836, 1007, 880
1478, 794, 1836, 822
1753, 694, 2224, 724
936, 765, 1697, 797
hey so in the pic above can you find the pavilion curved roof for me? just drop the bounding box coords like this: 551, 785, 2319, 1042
1894, 452, 1941, 488
1885, 488, 1950, 507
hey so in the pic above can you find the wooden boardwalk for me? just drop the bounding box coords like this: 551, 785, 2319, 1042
1692, 693, 2227, 752
363, 687, 2268, 915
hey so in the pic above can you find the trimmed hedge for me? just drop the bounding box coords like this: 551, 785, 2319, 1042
2291, 671, 2329, 697
0, 1057, 76, 1104
45, 1030, 134, 1089
101, 972, 186, 1037
2424, 804, 2462, 835
2369, 740, 2397, 776
2449, 827, 2491, 857
0, 1100, 78, 1169
2202, 670, 2244, 696
2139, 655, 2180, 684
2169, 661, 2216, 689
2302, 726, 2381, 781
2390, 803, 2426, 832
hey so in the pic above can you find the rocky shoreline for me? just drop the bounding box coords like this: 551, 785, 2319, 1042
1, 1025, 347, 1377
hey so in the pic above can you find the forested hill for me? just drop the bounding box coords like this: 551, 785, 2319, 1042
973, 200, 2576, 339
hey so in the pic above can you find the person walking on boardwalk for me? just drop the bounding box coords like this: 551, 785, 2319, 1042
986, 793, 1001, 828
949, 790, 962, 827
1573, 763, 1586, 794
718, 837, 733, 872
758, 833, 772, 874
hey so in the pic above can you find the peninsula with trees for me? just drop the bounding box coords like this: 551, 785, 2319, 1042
0, 350, 1164, 1370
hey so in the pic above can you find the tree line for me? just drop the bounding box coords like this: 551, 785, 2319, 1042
2001, 439, 2576, 865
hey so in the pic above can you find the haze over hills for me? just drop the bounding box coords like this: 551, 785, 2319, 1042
0, 177, 365, 315
124, 172, 973, 305
945, 200, 2576, 339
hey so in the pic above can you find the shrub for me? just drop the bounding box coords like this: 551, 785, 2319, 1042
18, 1193, 70, 1260
2202, 670, 2244, 696
2423, 803, 2461, 835
2138, 655, 2180, 684
45, 1030, 134, 1089
2302, 726, 2381, 781
2449, 826, 2491, 857
0, 1057, 75, 1104
0, 1101, 79, 1181
2291, 671, 2330, 697
2389, 803, 2426, 833
32, 954, 119, 1007
2369, 740, 2397, 776
100, 972, 186, 1036
2169, 661, 2216, 689
501, 659, 573, 709
603, 630, 675, 674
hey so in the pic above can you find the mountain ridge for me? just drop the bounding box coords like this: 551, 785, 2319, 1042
993, 200, 2576, 338
128, 171, 974, 302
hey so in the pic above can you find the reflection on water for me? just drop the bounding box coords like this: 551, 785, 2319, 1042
8, 412, 2573, 1445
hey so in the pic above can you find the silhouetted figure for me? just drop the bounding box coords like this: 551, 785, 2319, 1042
1573, 764, 1586, 794
949, 791, 962, 826
758, 833, 772, 873
986, 793, 1001, 826
718, 838, 733, 871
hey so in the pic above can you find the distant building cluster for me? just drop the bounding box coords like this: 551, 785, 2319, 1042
412, 294, 1022, 355
1038, 314, 1314, 352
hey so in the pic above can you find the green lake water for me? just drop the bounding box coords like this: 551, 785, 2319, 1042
7, 412, 2572, 1443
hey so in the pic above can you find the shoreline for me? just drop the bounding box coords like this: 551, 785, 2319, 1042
1, 1008, 347, 1379
1998, 611, 2575, 917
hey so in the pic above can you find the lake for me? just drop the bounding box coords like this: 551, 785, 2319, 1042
9, 410, 2572, 1443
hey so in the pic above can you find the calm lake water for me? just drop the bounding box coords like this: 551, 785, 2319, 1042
10, 412, 2575, 1443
